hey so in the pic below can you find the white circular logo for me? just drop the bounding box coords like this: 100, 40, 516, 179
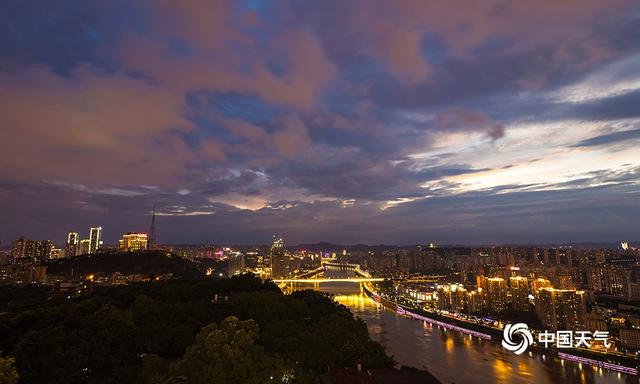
502, 323, 533, 355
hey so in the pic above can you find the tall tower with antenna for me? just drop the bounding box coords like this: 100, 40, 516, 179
148, 205, 157, 250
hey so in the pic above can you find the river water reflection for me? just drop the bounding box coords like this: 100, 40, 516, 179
286, 273, 638, 384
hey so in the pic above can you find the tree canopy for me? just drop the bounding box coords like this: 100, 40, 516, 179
0, 353, 18, 384
0, 274, 392, 383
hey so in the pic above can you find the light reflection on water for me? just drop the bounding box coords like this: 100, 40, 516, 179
286, 276, 638, 384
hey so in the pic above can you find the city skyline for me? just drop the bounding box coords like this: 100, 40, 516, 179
2, 1, 640, 245
5, 224, 638, 250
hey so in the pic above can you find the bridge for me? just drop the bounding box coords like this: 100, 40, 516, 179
272, 261, 381, 283
272, 277, 384, 283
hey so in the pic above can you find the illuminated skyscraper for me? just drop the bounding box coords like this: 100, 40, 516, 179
65, 231, 79, 258
536, 288, 587, 331
487, 277, 508, 313
510, 276, 529, 311
437, 284, 466, 312
228, 253, 246, 277
118, 232, 148, 251
34, 240, 52, 261
563, 290, 588, 331
532, 278, 552, 298
603, 266, 627, 297
271, 234, 284, 252
11, 238, 50, 260
466, 290, 484, 313
558, 274, 575, 290
88, 227, 102, 254
79, 239, 91, 255
477, 276, 508, 313
148, 205, 157, 249
270, 234, 289, 279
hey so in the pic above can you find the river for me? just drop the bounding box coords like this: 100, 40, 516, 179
285, 273, 639, 384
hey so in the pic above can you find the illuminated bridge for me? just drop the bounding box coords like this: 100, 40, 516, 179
273, 261, 382, 283
272, 277, 384, 283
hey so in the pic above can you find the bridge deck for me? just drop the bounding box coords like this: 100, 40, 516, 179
273, 277, 383, 283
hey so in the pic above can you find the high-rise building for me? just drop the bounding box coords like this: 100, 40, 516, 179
532, 278, 552, 298
558, 274, 575, 290
88, 227, 102, 254
34, 240, 52, 261
487, 277, 508, 313
536, 288, 587, 331
466, 290, 484, 313
11, 238, 27, 258
531, 249, 540, 265
65, 231, 79, 258
554, 249, 562, 266
595, 251, 606, 265
228, 253, 246, 277
510, 276, 529, 311
79, 239, 91, 255
619, 329, 640, 349
603, 266, 627, 297
586, 266, 602, 291
437, 284, 466, 312
270, 234, 290, 279
478, 276, 508, 313
11, 238, 50, 261
148, 205, 157, 250
118, 232, 148, 251
536, 288, 556, 329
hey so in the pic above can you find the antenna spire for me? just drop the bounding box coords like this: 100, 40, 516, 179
149, 204, 157, 249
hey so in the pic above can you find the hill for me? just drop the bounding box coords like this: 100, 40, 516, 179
46, 250, 202, 278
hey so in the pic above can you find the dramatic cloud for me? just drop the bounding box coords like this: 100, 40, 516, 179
1, 0, 639, 245
573, 128, 640, 148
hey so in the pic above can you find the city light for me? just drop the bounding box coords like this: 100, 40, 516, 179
2, 1, 640, 382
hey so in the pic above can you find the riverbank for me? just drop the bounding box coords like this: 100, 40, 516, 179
362, 283, 639, 376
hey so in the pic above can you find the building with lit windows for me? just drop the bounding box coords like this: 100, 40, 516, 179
34, 240, 52, 262
89, 227, 102, 254
11, 238, 28, 258
228, 253, 246, 276
79, 239, 91, 255
477, 276, 508, 313
620, 329, 640, 349
11, 238, 51, 261
118, 232, 148, 251
65, 231, 79, 257
558, 274, 575, 290
270, 234, 291, 279
532, 278, 552, 298
510, 276, 530, 311
466, 290, 484, 313
49, 248, 64, 259
437, 284, 466, 312
536, 288, 587, 331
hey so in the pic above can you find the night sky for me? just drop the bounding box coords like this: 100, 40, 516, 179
1, 1, 639, 246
